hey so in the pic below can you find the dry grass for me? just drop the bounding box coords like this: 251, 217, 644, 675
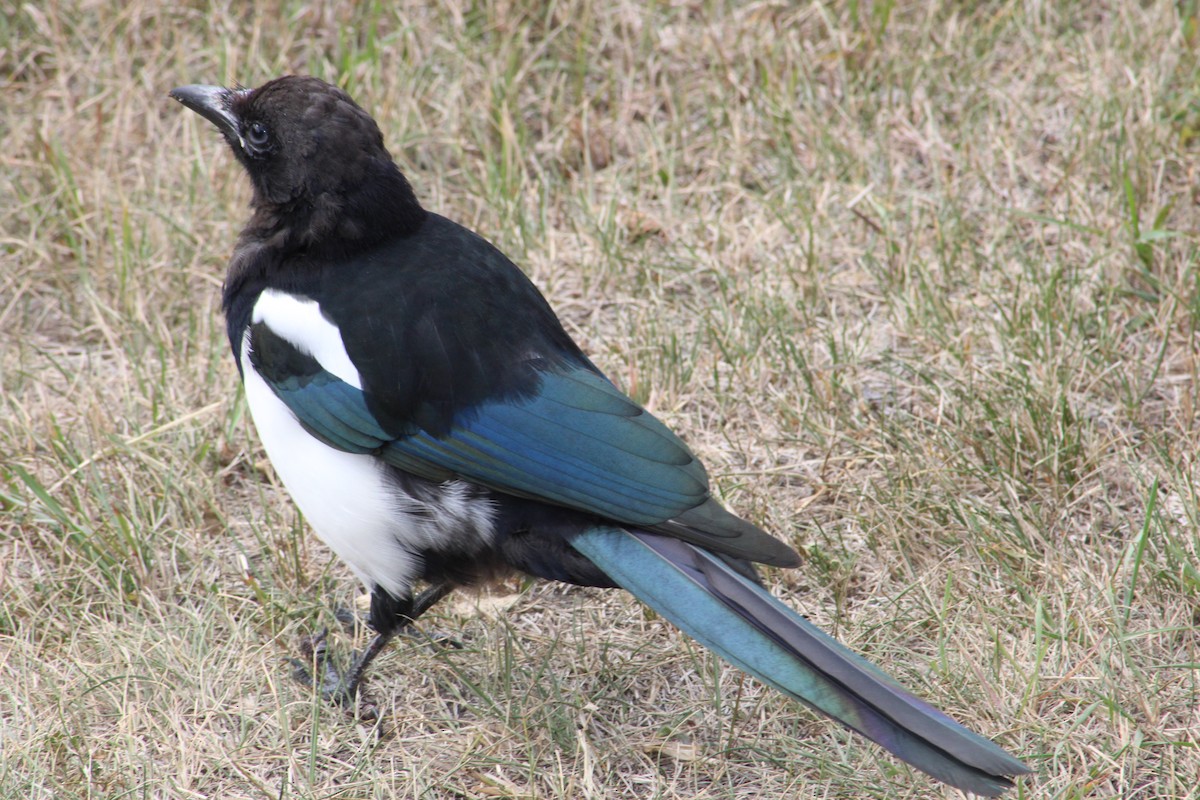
3, 1, 1200, 797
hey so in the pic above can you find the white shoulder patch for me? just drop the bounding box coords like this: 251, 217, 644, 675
251, 289, 363, 389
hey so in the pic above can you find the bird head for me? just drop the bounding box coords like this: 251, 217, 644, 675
170, 76, 423, 248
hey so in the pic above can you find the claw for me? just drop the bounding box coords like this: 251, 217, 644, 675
290, 627, 380, 717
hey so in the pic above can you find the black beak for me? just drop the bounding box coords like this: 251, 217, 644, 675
169, 84, 246, 137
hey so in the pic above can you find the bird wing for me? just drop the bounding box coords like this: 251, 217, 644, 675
245, 291, 799, 567
378, 365, 712, 523
248, 317, 704, 522
570, 527, 1032, 797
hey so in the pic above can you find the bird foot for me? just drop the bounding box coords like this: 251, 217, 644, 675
290, 628, 382, 720
290, 585, 457, 719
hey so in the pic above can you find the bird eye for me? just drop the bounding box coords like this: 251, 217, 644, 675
244, 121, 270, 150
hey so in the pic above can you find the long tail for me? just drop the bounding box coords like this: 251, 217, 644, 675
568, 527, 1031, 797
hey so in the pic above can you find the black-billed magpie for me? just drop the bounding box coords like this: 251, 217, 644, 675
169, 76, 1030, 795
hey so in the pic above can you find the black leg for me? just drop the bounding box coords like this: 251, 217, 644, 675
292, 583, 454, 717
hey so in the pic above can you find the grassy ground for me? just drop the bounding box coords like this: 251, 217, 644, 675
3, 1, 1199, 797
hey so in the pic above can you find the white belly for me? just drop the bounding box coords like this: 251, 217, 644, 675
241, 351, 421, 597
